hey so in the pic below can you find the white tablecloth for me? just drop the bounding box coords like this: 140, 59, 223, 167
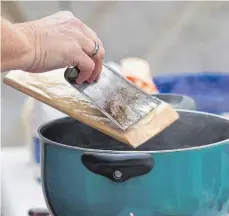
1, 147, 46, 216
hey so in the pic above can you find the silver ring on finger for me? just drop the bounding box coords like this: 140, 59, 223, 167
91, 41, 99, 57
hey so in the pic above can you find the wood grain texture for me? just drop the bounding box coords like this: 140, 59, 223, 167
3, 69, 179, 148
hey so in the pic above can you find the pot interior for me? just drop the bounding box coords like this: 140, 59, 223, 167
40, 111, 229, 151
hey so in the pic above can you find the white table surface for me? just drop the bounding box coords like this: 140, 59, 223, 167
1, 147, 47, 216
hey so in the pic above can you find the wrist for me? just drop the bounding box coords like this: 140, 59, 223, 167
1, 18, 36, 72
14, 22, 37, 71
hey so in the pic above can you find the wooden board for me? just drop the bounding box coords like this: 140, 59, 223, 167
3, 68, 179, 148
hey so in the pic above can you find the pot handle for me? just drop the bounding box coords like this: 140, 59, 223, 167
152, 94, 196, 110
81, 152, 154, 182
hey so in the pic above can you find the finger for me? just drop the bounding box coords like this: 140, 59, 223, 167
80, 23, 104, 47
75, 51, 95, 84
80, 23, 105, 82
87, 45, 105, 82
79, 36, 105, 82
78, 28, 105, 59
87, 56, 103, 82
78, 35, 98, 57
80, 23, 105, 57
88, 42, 105, 81
95, 73, 101, 81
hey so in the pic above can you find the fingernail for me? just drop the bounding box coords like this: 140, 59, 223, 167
76, 80, 82, 84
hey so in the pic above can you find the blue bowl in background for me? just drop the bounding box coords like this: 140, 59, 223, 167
153, 72, 229, 115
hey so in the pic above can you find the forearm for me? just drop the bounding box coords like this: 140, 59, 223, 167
1, 18, 32, 72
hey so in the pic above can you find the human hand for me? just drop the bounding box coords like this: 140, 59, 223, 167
19, 11, 105, 84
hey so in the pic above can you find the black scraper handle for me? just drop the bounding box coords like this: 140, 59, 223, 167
64, 67, 80, 84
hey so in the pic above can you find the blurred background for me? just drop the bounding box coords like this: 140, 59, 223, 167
2, 1, 229, 148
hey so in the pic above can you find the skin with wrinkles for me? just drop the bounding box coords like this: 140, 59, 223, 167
1, 11, 105, 84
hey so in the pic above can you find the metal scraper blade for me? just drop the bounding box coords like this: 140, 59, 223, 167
64, 64, 161, 131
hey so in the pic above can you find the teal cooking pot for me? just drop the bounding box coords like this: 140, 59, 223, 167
38, 110, 229, 216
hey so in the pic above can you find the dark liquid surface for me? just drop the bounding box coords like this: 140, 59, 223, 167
40, 111, 229, 151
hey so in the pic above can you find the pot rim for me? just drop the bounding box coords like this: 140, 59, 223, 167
38, 109, 229, 154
